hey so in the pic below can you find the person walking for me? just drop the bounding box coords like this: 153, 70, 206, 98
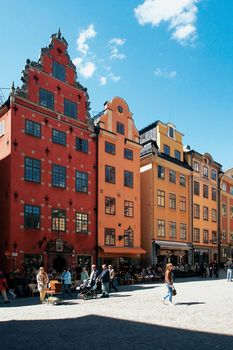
162, 263, 174, 306
108, 265, 118, 292
61, 267, 72, 297
36, 267, 49, 303
0, 270, 9, 304
225, 258, 233, 282
88, 264, 99, 287
97, 264, 110, 298
213, 260, 219, 278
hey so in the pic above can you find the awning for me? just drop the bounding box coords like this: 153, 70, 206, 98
154, 240, 192, 251
99, 246, 146, 255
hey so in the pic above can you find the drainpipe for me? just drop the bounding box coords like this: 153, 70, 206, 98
94, 125, 100, 267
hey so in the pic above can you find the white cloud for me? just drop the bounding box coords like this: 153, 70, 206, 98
99, 76, 107, 86
134, 0, 199, 43
109, 73, 121, 82
73, 57, 96, 79
154, 68, 177, 79
108, 37, 126, 59
77, 24, 97, 54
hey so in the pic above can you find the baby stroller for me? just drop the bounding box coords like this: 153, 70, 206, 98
76, 279, 97, 300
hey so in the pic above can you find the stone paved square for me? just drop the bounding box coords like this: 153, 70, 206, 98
0, 277, 233, 349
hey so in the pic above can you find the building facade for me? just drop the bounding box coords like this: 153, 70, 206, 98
94, 97, 145, 266
185, 151, 221, 264
140, 122, 192, 266
220, 168, 233, 263
0, 31, 97, 274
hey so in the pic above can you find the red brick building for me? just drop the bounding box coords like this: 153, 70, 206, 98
0, 31, 97, 274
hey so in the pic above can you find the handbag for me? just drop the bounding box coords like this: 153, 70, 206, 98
172, 287, 177, 296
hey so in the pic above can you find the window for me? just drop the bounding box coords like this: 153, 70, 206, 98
124, 148, 133, 160
169, 170, 176, 183
222, 231, 227, 240
175, 150, 181, 161
105, 197, 116, 215
169, 193, 176, 209
194, 181, 200, 195
193, 161, 199, 172
76, 212, 88, 233
203, 207, 209, 221
203, 229, 209, 244
52, 164, 66, 188
52, 209, 66, 232
105, 141, 115, 155
64, 98, 77, 119
180, 175, 186, 187
194, 204, 200, 219
222, 247, 228, 258
193, 228, 200, 243
230, 187, 233, 196
163, 144, 170, 156
24, 204, 40, 229
116, 122, 124, 135
24, 157, 41, 183
158, 165, 165, 179
0, 121, 5, 137
52, 129, 66, 146
212, 231, 217, 244
203, 166, 208, 178
230, 207, 233, 219
124, 201, 134, 217
222, 183, 227, 192
168, 126, 174, 138
169, 222, 176, 238
76, 171, 88, 193
222, 203, 227, 216
39, 88, 54, 110
180, 196, 186, 212
212, 187, 217, 201
230, 232, 233, 241
211, 169, 217, 180
180, 223, 186, 240
157, 190, 165, 207
124, 229, 134, 247
212, 209, 217, 222
76, 137, 88, 153
105, 228, 115, 246
124, 170, 133, 188
53, 61, 65, 81
25, 120, 41, 138
105, 165, 115, 184
203, 184, 209, 199
158, 220, 165, 237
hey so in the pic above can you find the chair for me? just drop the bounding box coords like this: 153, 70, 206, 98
28, 283, 39, 297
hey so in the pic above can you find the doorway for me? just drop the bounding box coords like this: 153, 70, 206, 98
53, 255, 67, 272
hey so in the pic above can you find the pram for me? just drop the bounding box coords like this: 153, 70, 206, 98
76, 279, 98, 300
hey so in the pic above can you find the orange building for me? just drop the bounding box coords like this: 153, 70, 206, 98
220, 168, 233, 263
185, 151, 221, 264
140, 122, 192, 266
94, 97, 145, 266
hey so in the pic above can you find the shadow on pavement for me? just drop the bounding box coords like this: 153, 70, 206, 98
118, 284, 159, 292
175, 302, 206, 306
0, 314, 232, 350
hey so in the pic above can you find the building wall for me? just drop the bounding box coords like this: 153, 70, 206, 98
0, 32, 97, 272
96, 97, 142, 263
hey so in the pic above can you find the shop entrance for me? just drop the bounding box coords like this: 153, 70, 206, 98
53, 255, 67, 272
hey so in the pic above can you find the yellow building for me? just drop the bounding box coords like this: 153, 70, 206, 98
94, 97, 145, 266
185, 151, 221, 264
140, 121, 192, 266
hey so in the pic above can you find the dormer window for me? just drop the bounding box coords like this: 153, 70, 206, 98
53, 61, 65, 81
168, 126, 174, 139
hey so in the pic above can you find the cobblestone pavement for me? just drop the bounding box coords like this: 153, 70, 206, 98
0, 276, 233, 350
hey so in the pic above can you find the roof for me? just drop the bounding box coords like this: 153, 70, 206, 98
139, 120, 160, 135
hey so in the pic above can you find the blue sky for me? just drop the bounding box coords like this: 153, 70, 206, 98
0, 0, 232, 170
